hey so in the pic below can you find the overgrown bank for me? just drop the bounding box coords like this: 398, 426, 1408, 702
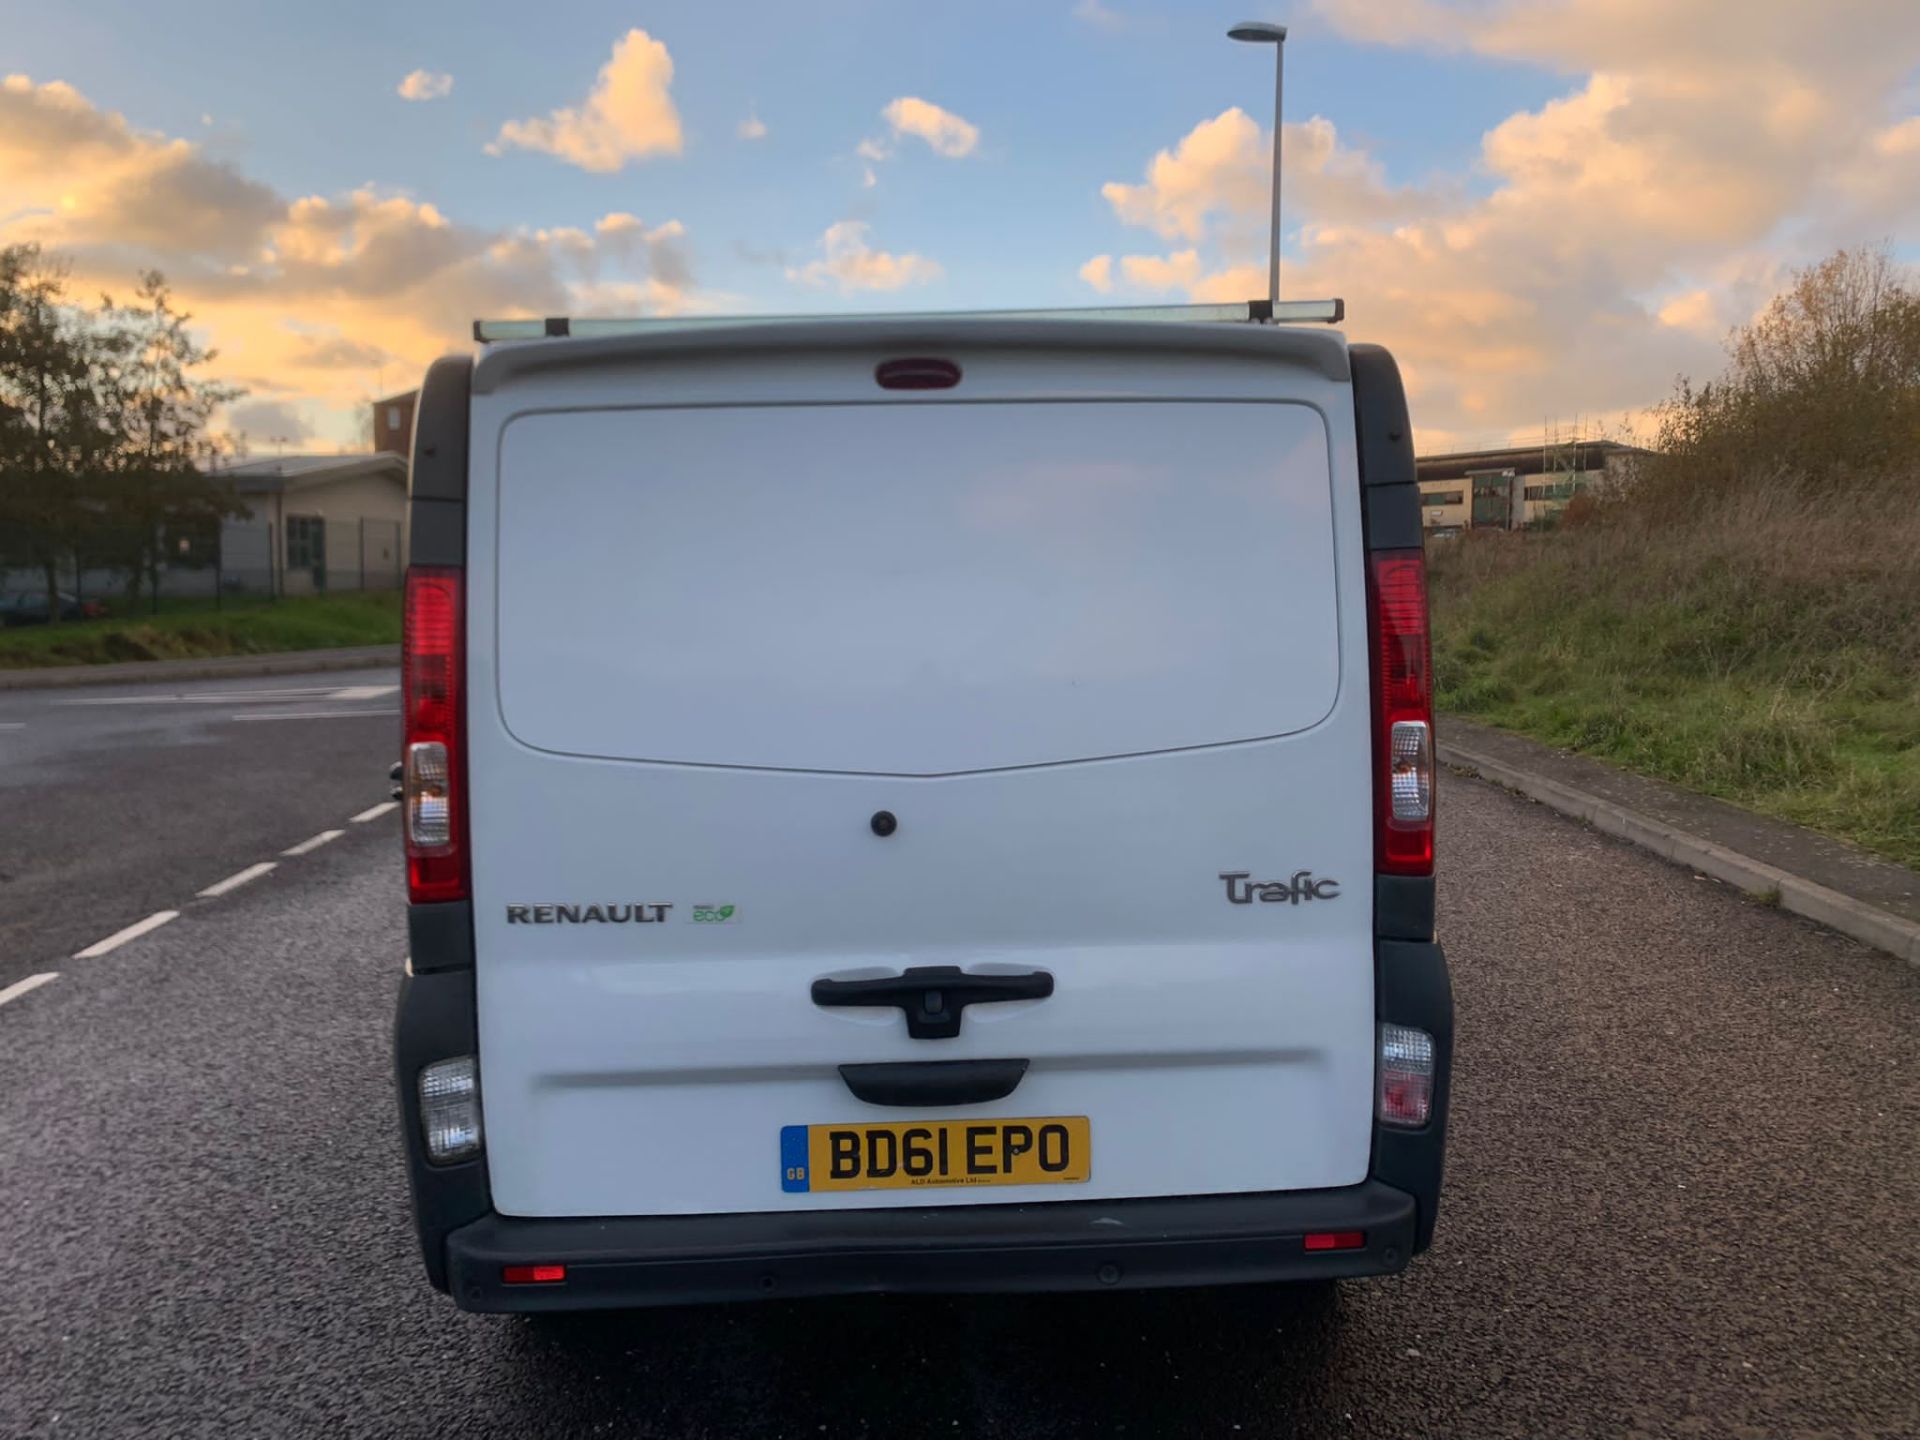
1430, 248, 1920, 870
0, 591, 401, 669
1431, 488, 1919, 867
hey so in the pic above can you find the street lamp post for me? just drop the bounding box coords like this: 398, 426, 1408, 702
1228, 21, 1288, 312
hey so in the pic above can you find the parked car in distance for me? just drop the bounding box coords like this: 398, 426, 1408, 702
1, 590, 107, 625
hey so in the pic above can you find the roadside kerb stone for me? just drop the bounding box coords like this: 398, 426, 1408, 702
1442, 739, 1920, 968
0, 645, 400, 691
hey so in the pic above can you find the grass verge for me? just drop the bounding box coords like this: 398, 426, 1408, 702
0, 591, 401, 669
1429, 484, 1920, 870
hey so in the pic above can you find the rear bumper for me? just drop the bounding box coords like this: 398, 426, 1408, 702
443, 1181, 1417, 1312
397, 904, 1452, 1312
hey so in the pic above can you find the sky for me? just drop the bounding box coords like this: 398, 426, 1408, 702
3, 0, 1917, 453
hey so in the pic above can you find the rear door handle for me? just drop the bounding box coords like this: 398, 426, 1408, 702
811, 966, 1053, 1040
838, 1059, 1029, 1107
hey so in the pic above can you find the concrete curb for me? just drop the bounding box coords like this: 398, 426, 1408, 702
1441, 740, 1920, 968
0, 645, 399, 691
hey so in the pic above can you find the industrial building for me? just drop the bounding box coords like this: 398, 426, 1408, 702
1417, 440, 1646, 536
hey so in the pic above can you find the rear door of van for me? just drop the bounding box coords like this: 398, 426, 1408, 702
463, 320, 1376, 1219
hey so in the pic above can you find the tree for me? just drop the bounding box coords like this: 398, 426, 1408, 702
97, 272, 244, 611
1653, 246, 1920, 502
0, 244, 104, 623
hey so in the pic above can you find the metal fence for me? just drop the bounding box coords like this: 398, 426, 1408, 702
1, 517, 402, 610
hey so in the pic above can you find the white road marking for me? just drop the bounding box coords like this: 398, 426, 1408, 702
282, 829, 345, 857
74, 910, 179, 959
229, 707, 401, 722
0, 972, 60, 1009
56, 687, 348, 706
197, 861, 277, 898
229, 708, 400, 722
350, 800, 399, 823
328, 684, 399, 701
0, 721, 23, 729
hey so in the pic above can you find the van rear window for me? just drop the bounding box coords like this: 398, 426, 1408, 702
493, 400, 1340, 774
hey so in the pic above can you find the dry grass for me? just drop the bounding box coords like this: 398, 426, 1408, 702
1430, 477, 1920, 868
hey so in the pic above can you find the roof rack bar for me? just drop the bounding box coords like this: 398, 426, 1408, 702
471, 298, 1343, 344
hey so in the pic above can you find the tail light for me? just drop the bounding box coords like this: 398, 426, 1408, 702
419, 1054, 483, 1162
1377, 1023, 1435, 1126
1367, 550, 1434, 874
1304, 1231, 1367, 1253
502, 1264, 567, 1285
403, 566, 467, 902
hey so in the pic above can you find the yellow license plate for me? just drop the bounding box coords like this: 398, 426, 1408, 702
780, 1116, 1091, 1193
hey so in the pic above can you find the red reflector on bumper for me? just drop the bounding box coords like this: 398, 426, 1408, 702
1303, 1231, 1366, 1253
502, 1264, 567, 1284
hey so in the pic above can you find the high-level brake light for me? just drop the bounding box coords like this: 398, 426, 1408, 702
1367, 550, 1435, 875
403, 566, 467, 903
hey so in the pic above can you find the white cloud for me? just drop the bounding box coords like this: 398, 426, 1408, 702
1878, 116, 1920, 157
786, 221, 942, 293
737, 108, 767, 141
1100, 107, 1424, 245
489, 29, 682, 171
1079, 254, 1114, 293
0, 74, 715, 447
1100, 108, 1268, 243
570, 276, 727, 319
1086, 0, 1920, 446
397, 70, 453, 102
0, 75, 282, 262
287, 333, 396, 370
227, 398, 314, 444
1073, 0, 1129, 28
593, 212, 693, 288
882, 97, 979, 158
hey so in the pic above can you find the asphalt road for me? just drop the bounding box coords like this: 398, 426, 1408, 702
0, 667, 401, 986
2, 676, 1916, 1438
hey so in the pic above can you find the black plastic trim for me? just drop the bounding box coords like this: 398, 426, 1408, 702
1353, 342, 1450, 1253
1371, 940, 1453, 1253
812, 967, 1054, 1040
1350, 343, 1416, 495
1363, 482, 1424, 551
407, 899, 474, 974
408, 496, 465, 569
1374, 875, 1436, 943
838, 1059, 1029, 1107
444, 1181, 1416, 1312
395, 968, 491, 1291
407, 356, 472, 505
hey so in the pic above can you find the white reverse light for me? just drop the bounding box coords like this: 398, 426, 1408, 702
405, 741, 451, 848
1389, 720, 1433, 821
420, 1055, 483, 1163
1377, 1024, 1435, 1127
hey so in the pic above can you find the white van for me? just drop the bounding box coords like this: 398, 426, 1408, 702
393, 306, 1452, 1311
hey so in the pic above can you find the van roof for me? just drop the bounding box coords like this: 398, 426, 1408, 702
469, 304, 1354, 394
471, 298, 1343, 343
